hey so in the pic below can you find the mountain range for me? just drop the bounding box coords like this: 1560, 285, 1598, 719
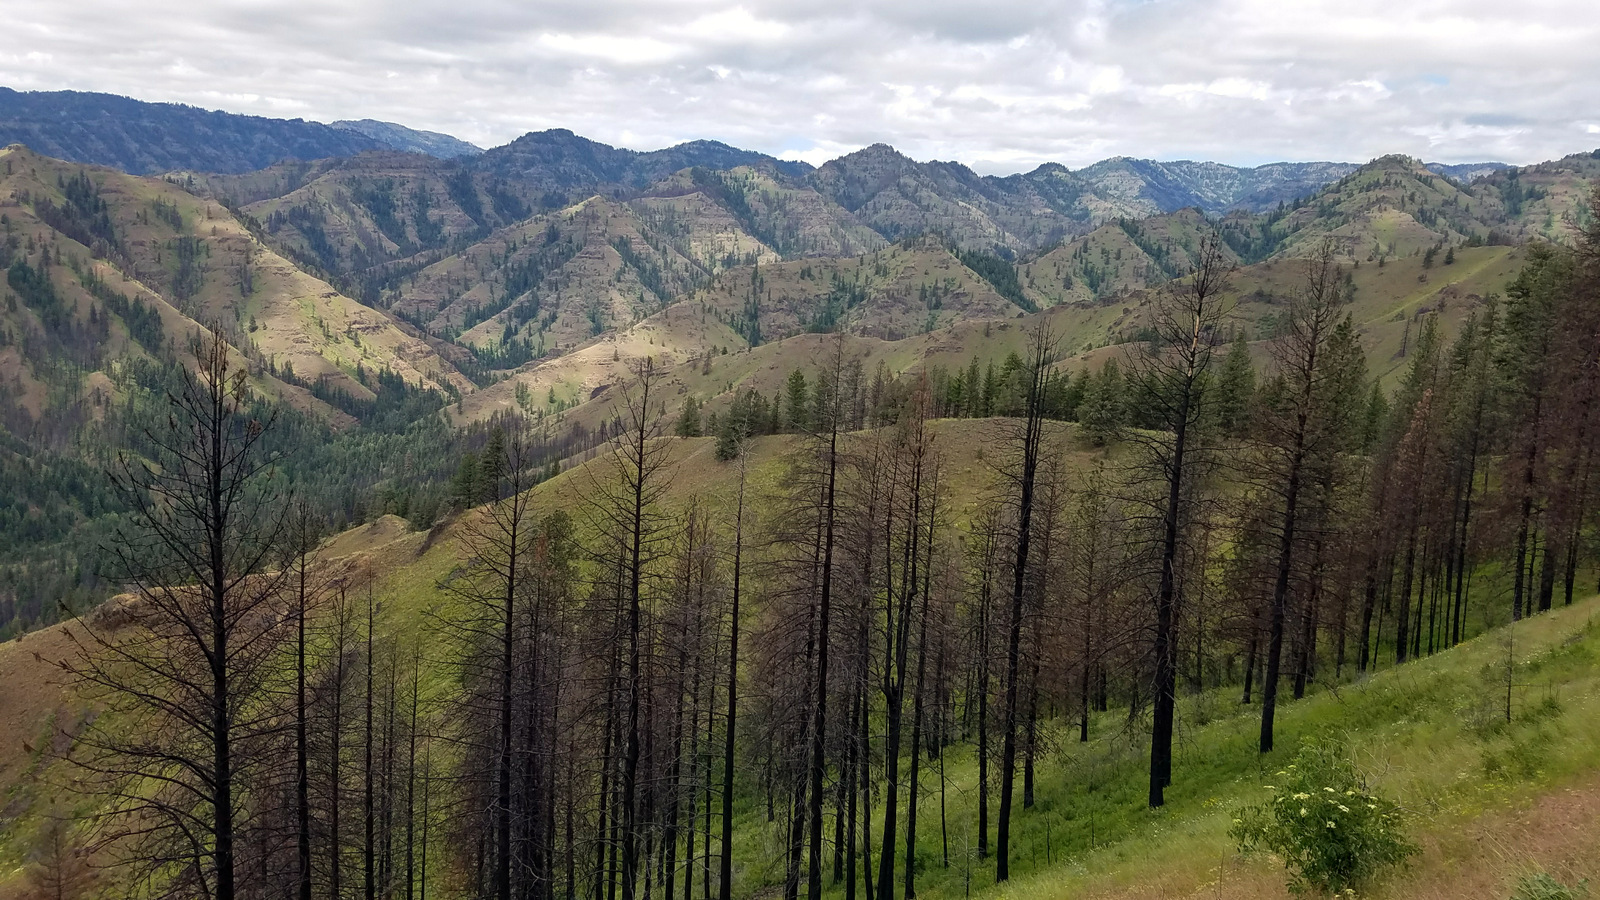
2, 87, 1596, 608
2, 87, 1510, 218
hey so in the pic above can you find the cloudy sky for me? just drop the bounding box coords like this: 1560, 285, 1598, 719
4, 0, 1597, 173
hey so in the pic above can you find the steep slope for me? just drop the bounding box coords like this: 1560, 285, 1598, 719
0, 88, 384, 175
656, 166, 887, 258
808, 144, 1067, 251
521, 300, 1127, 440
0, 146, 470, 425
389, 195, 737, 364
1020, 208, 1234, 307
3, 452, 1598, 900
627, 175, 786, 272
332, 119, 482, 159
448, 237, 1052, 425
383, 170, 891, 372
1426, 161, 1511, 183
808, 149, 1372, 253
1468, 150, 1600, 243
198, 154, 857, 317
224, 152, 505, 286
1215, 155, 1503, 263
691, 236, 1027, 344
470, 130, 810, 206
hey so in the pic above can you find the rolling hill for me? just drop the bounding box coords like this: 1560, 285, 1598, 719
2, 417, 1596, 900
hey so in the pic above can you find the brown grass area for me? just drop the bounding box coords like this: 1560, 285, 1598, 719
0, 622, 83, 798
316, 513, 421, 560
1380, 774, 1600, 900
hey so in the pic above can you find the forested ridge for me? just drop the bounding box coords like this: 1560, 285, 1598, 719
1, 178, 1595, 900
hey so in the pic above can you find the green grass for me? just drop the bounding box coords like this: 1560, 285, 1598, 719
2, 431, 1593, 900
712, 595, 1600, 900
355, 435, 1596, 899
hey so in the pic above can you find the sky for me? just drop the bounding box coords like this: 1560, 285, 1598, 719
4, 0, 1599, 174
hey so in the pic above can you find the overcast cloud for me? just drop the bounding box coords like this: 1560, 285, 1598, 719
4, 0, 1598, 173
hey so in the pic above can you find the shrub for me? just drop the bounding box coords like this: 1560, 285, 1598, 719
1512, 872, 1588, 900
1230, 736, 1416, 895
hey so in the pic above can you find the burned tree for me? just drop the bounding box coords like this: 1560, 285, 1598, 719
1123, 235, 1232, 807
70, 329, 287, 900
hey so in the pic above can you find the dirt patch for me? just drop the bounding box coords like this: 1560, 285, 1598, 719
1379, 776, 1600, 900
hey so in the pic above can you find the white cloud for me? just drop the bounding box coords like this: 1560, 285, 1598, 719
536, 32, 682, 65
679, 7, 790, 43
780, 140, 863, 167
1, 0, 1596, 171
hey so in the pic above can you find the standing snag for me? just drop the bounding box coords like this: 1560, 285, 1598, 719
69, 328, 287, 900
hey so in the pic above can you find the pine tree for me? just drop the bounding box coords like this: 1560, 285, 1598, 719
1252, 241, 1366, 754
1216, 334, 1256, 436
786, 370, 810, 433
676, 397, 703, 438
70, 328, 286, 900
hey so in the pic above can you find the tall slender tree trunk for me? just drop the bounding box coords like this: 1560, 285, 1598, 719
330, 603, 346, 900
976, 577, 990, 859
807, 411, 841, 900
209, 413, 237, 900
406, 648, 420, 900
1150, 399, 1188, 799
997, 354, 1044, 879
1511, 408, 1541, 621
844, 688, 861, 900
295, 553, 313, 900
1395, 527, 1418, 662
904, 510, 936, 900
719, 457, 747, 900
365, 591, 377, 900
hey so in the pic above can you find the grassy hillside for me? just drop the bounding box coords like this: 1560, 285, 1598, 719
1212, 155, 1494, 264
892, 593, 1600, 900
390, 195, 738, 362
1, 147, 468, 387
1021, 209, 1234, 308
0, 147, 469, 432
642, 167, 887, 260
191, 149, 1587, 411
1471, 150, 1600, 244
2, 415, 1595, 899
444, 231, 1527, 434
228, 152, 500, 279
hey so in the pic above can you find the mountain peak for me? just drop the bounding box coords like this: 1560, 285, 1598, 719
510, 128, 587, 145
